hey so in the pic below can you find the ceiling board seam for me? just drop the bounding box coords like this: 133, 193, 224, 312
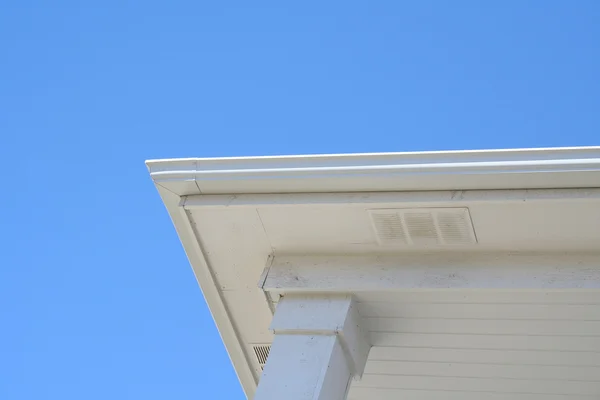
255, 209, 274, 255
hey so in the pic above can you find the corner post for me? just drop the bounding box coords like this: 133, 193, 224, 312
254, 294, 370, 400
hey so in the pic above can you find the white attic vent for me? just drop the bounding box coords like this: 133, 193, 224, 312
369, 208, 477, 246
252, 344, 271, 370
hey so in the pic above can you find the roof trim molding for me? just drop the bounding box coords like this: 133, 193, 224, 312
146, 147, 600, 195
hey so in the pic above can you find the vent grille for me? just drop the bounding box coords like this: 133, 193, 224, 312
370, 212, 407, 244
437, 210, 473, 244
404, 212, 438, 245
252, 345, 271, 370
369, 208, 476, 246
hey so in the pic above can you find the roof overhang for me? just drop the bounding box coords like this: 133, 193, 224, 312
147, 147, 600, 398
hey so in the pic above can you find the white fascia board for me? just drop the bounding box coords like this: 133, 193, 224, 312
146, 147, 600, 196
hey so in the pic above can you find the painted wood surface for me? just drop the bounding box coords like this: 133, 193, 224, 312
264, 254, 600, 291
344, 290, 600, 399
255, 335, 351, 400
257, 295, 371, 400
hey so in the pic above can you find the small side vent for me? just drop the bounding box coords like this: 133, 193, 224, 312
369, 208, 476, 246
252, 344, 271, 370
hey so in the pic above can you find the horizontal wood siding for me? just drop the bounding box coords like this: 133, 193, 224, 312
348, 290, 600, 398
358, 302, 600, 320
367, 346, 600, 366
354, 375, 600, 396
349, 387, 592, 400
354, 290, 600, 304
365, 317, 600, 335
364, 361, 600, 381
369, 332, 600, 351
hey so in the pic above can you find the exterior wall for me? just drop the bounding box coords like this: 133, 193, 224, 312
347, 290, 600, 399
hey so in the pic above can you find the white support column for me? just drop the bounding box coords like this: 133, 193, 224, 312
254, 294, 370, 400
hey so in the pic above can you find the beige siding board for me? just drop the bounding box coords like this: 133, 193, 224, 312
348, 387, 589, 400
370, 332, 600, 351
358, 302, 600, 320
354, 291, 600, 398
368, 346, 600, 366
354, 290, 600, 304
366, 317, 600, 335
364, 360, 600, 381
353, 374, 600, 396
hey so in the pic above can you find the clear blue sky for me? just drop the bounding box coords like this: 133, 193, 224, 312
1, 1, 599, 399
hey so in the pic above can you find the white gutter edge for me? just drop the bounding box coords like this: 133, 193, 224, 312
146, 147, 600, 195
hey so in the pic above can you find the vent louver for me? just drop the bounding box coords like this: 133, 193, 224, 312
370, 212, 407, 244
252, 344, 271, 370
369, 208, 476, 246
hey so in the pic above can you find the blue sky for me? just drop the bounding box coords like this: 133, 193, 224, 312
1, 1, 599, 399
